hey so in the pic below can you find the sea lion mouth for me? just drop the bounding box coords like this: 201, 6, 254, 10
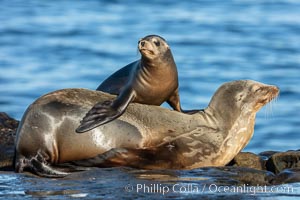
256, 85, 279, 107
265, 86, 279, 102
139, 48, 155, 56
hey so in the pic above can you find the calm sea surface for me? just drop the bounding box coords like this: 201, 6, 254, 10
0, 0, 299, 199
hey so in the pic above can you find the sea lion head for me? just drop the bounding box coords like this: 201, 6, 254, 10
138, 35, 172, 61
208, 80, 279, 122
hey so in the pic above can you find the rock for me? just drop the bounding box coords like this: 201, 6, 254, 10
200, 166, 275, 186
0, 112, 19, 130
229, 167, 275, 186
227, 152, 266, 170
0, 112, 19, 170
271, 169, 300, 185
266, 151, 300, 174
258, 151, 279, 160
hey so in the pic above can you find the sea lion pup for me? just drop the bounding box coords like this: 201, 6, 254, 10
14, 80, 279, 177
76, 35, 197, 133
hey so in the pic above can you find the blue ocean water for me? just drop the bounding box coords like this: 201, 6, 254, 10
1, 0, 300, 199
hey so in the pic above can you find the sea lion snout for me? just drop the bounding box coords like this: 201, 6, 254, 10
270, 85, 279, 95
267, 85, 279, 99
253, 83, 279, 110
138, 39, 155, 56
138, 39, 153, 49
255, 84, 279, 100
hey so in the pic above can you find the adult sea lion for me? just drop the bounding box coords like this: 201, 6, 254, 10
76, 35, 195, 133
14, 80, 279, 177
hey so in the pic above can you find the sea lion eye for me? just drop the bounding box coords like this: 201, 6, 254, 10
254, 88, 261, 93
154, 40, 160, 46
252, 85, 261, 93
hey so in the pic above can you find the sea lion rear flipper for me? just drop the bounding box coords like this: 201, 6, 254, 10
76, 89, 136, 133
70, 148, 157, 168
15, 152, 69, 178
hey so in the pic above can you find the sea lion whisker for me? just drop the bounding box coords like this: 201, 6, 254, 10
264, 102, 273, 119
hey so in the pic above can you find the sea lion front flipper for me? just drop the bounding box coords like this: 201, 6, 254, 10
96, 61, 138, 94
167, 89, 202, 114
166, 88, 182, 112
76, 88, 136, 133
181, 109, 203, 114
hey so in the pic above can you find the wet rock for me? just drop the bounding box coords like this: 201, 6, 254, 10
271, 169, 300, 185
227, 152, 265, 170
0, 112, 19, 170
217, 167, 275, 186
258, 151, 279, 160
0, 112, 19, 130
266, 151, 300, 174
186, 167, 275, 186
236, 170, 274, 186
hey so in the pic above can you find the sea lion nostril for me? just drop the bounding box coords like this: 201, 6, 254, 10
140, 41, 145, 47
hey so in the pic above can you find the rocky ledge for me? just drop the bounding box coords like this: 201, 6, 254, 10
0, 112, 18, 170
0, 112, 299, 185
